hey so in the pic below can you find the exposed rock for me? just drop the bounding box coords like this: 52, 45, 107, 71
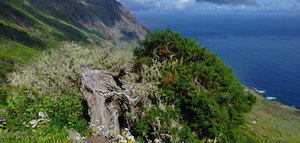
80, 65, 140, 138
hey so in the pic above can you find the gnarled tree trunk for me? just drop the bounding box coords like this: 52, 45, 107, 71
80, 65, 140, 138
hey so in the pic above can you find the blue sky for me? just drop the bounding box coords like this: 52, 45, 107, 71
118, 0, 300, 13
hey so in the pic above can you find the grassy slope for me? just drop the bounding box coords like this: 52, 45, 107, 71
0, 0, 103, 84
245, 88, 300, 142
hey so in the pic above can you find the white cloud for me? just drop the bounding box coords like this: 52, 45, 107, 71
195, 0, 257, 6
174, 0, 196, 10
240, 4, 246, 9
119, 0, 199, 11
118, 0, 163, 11
119, 0, 300, 13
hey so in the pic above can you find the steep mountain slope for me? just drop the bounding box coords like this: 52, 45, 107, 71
27, 0, 147, 46
0, 0, 147, 84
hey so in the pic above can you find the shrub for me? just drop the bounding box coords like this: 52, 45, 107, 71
42, 90, 90, 136
9, 42, 133, 96
2, 88, 40, 131
133, 106, 201, 143
133, 29, 256, 142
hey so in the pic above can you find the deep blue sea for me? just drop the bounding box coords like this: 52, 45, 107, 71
133, 12, 300, 108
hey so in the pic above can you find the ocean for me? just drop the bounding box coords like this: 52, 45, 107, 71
133, 12, 300, 108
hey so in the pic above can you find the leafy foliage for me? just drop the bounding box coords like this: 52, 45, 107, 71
1, 88, 90, 137
133, 29, 256, 142
134, 106, 201, 143
0, 124, 70, 143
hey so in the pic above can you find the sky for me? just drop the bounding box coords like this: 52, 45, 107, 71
118, 0, 300, 14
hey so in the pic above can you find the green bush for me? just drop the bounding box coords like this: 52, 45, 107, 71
2, 88, 40, 131
133, 29, 256, 142
42, 90, 90, 136
134, 106, 201, 143
1, 88, 90, 136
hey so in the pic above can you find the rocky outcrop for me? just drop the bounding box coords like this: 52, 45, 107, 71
80, 65, 140, 138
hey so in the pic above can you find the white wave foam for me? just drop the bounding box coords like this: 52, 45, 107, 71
256, 89, 266, 94
266, 96, 277, 100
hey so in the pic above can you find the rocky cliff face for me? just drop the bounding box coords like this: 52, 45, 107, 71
28, 0, 147, 47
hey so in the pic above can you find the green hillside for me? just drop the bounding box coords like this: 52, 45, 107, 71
0, 0, 147, 84
0, 0, 105, 84
245, 88, 300, 142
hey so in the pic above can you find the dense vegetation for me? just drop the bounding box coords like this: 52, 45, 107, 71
130, 29, 257, 142
0, 87, 89, 142
0, 42, 133, 142
0, 25, 299, 142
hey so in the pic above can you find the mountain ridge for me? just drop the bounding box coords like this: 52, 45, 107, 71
0, 0, 147, 84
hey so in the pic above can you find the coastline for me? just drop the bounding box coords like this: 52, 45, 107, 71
244, 86, 299, 111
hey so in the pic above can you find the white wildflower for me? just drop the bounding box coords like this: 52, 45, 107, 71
154, 139, 162, 143
29, 119, 38, 128
128, 135, 135, 140
38, 112, 47, 118
119, 139, 127, 143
